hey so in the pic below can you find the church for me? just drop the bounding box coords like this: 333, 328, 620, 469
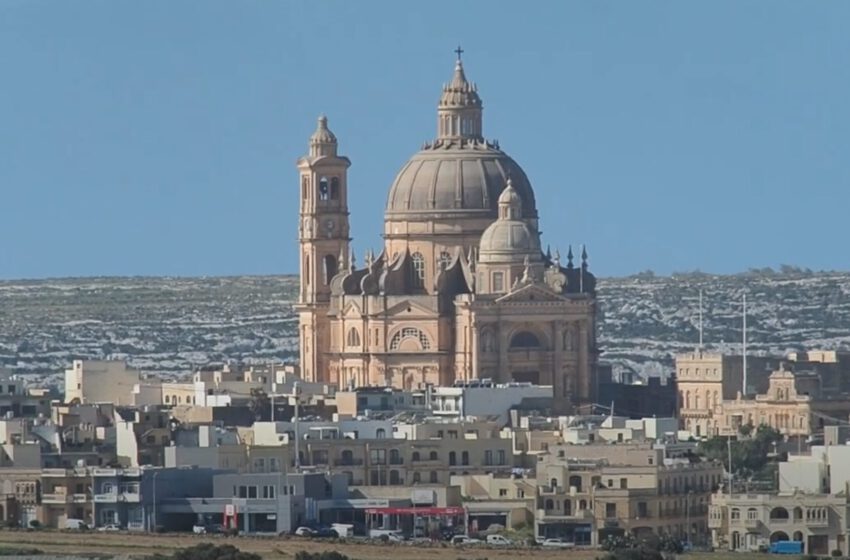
295, 52, 599, 413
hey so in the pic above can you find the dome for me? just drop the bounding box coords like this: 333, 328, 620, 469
385, 145, 537, 219
479, 219, 541, 264
385, 54, 537, 221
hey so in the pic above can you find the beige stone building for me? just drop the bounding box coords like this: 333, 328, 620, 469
296, 53, 598, 413
719, 366, 850, 437
535, 443, 723, 545
64, 360, 142, 406
709, 492, 848, 555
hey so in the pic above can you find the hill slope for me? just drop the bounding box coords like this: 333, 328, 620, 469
2, 272, 849, 386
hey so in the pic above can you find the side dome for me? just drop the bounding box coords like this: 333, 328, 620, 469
478, 220, 541, 264
385, 147, 537, 218
478, 178, 542, 264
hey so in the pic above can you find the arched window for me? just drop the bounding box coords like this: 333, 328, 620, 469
411, 252, 425, 288
449, 451, 457, 466
770, 507, 789, 520
412, 472, 421, 483
346, 328, 361, 347
375, 428, 386, 439
412, 451, 421, 462
437, 251, 452, 269
319, 176, 329, 200
164, 395, 170, 404
389, 327, 431, 351
323, 255, 337, 284
389, 470, 401, 485
510, 331, 541, 349
429, 451, 438, 461
545, 499, 554, 510
569, 475, 582, 492
564, 499, 572, 515
430, 471, 438, 483
330, 177, 340, 200
461, 451, 469, 466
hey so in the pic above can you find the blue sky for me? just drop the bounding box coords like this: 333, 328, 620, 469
1, 1, 848, 279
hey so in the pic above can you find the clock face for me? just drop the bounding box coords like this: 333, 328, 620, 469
325, 219, 336, 232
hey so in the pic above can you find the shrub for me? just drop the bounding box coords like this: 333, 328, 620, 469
294, 553, 350, 560
165, 543, 261, 560
832, 551, 843, 558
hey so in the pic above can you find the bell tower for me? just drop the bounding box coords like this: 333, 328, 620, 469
296, 115, 351, 383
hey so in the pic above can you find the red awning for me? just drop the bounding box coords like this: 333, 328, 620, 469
365, 507, 465, 516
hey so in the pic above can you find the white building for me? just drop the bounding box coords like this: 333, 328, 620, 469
429, 382, 552, 423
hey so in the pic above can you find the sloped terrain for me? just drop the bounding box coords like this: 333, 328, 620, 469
2, 272, 849, 387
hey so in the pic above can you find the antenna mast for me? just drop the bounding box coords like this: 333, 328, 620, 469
742, 294, 748, 397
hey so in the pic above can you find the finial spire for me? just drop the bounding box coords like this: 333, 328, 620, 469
309, 114, 337, 157
567, 245, 574, 269
454, 45, 464, 62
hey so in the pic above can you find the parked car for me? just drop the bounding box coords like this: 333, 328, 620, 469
486, 534, 513, 546
193, 525, 207, 534
542, 538, 575, 548
295, 526, 338, 538
63, 519, 88, 530
97, 524, 121, 532
295, 526, 317, 537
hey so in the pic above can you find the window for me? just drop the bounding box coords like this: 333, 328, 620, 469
429, 451, 438, 461
449, 451, 457, 466
606, 503, 617, 518
620, 478, 628, 489
412, 472, 421, 483
437, 251, 452, 269
747, 508, 758, 520
389, 449, 402, 465
346, 328, 361, 347
375, 428, 386, 439
637, 502, 648, 518
330, 177, 340, 199
389, 470, 402, 485
323, 255, 338, 284
731, 508, 741, 520
484, 450, 493, 466
248, 486, 258, 499
319, 177, 329, 200
389, 327, 431, 350
262, 485, 276, 499
430, 471, 438, 483
239, 486, 248, 498
412, 451, 421, 462
370, 449, 386, 465
411, 252, 425, 288
492, 272, 504, 292
461, 451, 469, 466
499, 489, 508, 497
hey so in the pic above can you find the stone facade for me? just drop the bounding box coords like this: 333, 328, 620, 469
297, 54, 598, 413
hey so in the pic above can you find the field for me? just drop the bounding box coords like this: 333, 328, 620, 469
0, 531, 768, 560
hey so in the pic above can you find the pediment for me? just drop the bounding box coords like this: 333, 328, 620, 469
342, 301, 362, 317
495, 282, 566, 304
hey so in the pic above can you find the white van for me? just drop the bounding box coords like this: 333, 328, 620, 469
486, 534, 513, 546
64, 518, 88, 530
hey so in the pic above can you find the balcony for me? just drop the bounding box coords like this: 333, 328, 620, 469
120, 492, 141, 503
42, 492, 70, 504
333, 459, 364, 467
94, 492, 119, 503
540, 485, 565, 495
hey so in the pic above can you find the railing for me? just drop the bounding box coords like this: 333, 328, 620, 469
41, 493, 70, 504
94, 492, 118, 502
333, 459, 364, 466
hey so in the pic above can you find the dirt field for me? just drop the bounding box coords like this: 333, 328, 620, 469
0, 532, 771, 560
0, 530, 601, 559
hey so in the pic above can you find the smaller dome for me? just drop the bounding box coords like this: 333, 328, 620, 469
311, 115, 337, 144
479, 220, 541, 264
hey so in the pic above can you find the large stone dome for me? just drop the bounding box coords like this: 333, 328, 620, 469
385, 145, 537, 219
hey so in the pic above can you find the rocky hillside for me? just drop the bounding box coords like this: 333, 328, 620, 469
2, 271, 849, 387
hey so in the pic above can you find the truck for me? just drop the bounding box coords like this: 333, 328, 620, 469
769, 540, 804, 554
